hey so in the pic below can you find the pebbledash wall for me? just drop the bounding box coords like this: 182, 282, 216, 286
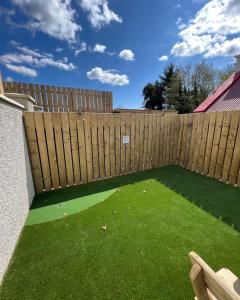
0, 94, 35, 282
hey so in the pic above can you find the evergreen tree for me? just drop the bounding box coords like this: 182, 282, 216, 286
143, 64, 175, 110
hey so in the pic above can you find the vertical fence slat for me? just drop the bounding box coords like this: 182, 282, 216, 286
69, 113, 81, 185
221, 111, 240, 182
61, 113, 74, 186
187, 114, 199, 170
46, 86, 53, 112
179, 115, 188, 167
228, 116, 240, 185
143, 114, 149, 169
91, 113, 100, 180
203, 112, 217, 175
52, 113, 67, 188
215, 111, 231, 180
103, 114, 111, 177
84, 113, 94, 181
197, 113, 210, 174
192, 114, 205, 172
23, 112, 44, 193
208, 112, 224, 178
77, 114, 88, 184
43, 113, 60, 189
125, 113, 131, 173
139, 114, 144, 170
120, 113, 126, 174
110, 114, 116, 176
40, 85, 48, 112
184, 114, 193, 168
130, 113, 136, 172
34, 112, 52, 191
97, 114, 105, 179
115, 114, 121, 176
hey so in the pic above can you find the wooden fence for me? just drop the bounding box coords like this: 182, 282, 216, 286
23, 111, 240, 193
3, 81, 112, 113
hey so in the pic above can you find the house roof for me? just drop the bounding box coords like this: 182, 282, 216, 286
193, 71, 240, 113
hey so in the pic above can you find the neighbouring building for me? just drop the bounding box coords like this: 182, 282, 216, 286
194, 55, 240, 113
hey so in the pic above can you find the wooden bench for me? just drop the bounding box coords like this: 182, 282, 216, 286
189, 251, 240, 300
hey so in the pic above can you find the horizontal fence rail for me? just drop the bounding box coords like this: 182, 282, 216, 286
3, 81, 112, 113
23, 111, 240, 193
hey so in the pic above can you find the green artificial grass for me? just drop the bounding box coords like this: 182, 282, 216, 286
27, 188, 117, 225
1, 165, 240, 299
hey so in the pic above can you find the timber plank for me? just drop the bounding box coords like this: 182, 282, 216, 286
52, 113, 67, 188
208, 112, 224, 178
84, 113, 94, 181
43, 113, 60, 189
69, 113, 81, 184
23, 112, 44, 193
103, 114, 111, 177
61, 113, 74, 186
215, 111, 231, 180
90, 113, 100, 180
77, 114, 88, 183
34, 112, 52, 191
203, 112, 217, 176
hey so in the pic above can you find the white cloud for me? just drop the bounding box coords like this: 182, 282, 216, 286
16, 46, 43, 58
107, 51, 116, 56
175, 4, 181, 8
79, 0, 122, 29
176, 17, 182, 25
55, 47, 63, 52
119, 49, 135, 61
0, 53, 35, 65
0, 6, 15, 16
75, 42, 88, 56
158, 55, 168, 62
11, 0, 81, 41
6, 76, 14, 82
171, 0, 240, 57
93, 44, 106, 53
87, 67, 129, 86
0, 44, 76, 77
205, 37, 240, 57
5, 64, 37, 77
37, 57, 76, 70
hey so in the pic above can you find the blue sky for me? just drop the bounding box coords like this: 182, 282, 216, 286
0, 0, 240, 108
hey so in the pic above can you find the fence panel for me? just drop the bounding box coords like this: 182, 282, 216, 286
24, 111, 240, 193
24, 112, 175, 193
4, 81, 112, 112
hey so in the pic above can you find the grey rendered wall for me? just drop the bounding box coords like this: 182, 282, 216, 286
0, 95, 35, 282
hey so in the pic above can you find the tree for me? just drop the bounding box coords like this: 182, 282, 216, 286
217, 64, 236, 85
167, 69, 193, 114
142, 64, 175, 110
160, 63, 175, 104
191, 60, 216, 107
142, 83, 158, 109
142, 59, 235, 113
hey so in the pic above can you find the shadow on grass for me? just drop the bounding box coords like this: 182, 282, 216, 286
155, 165, 240, 232
31, 169, 158, 209
32, 165, 240, 231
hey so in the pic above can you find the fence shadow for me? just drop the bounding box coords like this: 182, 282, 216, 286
31, 165, 240, 232
31, 169, 160, 209
155, 165, 240, 232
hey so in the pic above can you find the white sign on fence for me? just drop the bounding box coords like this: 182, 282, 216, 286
123, 136, 129, 144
